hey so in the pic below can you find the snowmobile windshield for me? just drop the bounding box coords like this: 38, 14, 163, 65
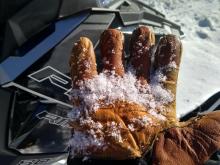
0, 0, 120, 62
0, 0, 60, 62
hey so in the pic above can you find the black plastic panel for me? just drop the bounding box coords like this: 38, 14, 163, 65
0, 0, 61, 62
8, 89, 71, 154
4, 12, 115, 155
3, 13, 115, 108
84, 14, 115, 24
0, 88, 17, 164
119, 11, 183, 36
11, 153, 68, 165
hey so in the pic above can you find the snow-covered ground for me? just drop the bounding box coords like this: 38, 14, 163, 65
146, 0, 220, 117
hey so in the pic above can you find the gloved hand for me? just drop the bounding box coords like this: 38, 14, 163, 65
68, 26, 220, 165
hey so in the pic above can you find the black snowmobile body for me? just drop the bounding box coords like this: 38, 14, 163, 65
0, 0, 218, 165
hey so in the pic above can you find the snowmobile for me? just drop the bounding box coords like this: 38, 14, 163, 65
0, 0, 219, 164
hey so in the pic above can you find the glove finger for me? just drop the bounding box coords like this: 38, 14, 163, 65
129, 26, 155, 83
153, 34, 182, 96
152, 35, 182, 121
100, 29, 125, 76
69, 37, 98, 88
152, 110, 220, 165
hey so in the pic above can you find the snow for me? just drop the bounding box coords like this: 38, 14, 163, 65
71, 70, 174, 110
69, 130, 105, 157
145, 0, 220, 117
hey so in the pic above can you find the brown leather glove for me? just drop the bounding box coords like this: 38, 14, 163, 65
152, 111, 220, 165
68, 26, 220, 164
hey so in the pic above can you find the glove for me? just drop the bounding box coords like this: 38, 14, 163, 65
68, 26, 220, 165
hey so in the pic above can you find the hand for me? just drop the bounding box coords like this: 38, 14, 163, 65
68, 26, 220, 164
